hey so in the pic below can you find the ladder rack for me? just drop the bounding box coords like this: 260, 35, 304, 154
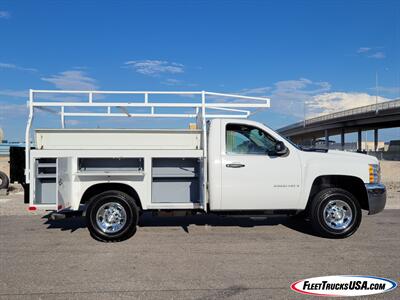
25, 89, 270, 182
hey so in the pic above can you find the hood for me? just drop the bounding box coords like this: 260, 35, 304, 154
301, 149, 378, 165
328, 150, 378, 163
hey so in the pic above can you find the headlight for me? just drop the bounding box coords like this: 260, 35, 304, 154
369, 163, 381, 183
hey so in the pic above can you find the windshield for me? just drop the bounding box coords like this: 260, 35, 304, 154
262, 123, 301, 150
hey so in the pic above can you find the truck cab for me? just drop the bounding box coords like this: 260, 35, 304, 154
208, 118, 302, 211
209, 118, 385, 238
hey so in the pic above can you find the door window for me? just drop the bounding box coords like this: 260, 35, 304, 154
226, 124, 276, 155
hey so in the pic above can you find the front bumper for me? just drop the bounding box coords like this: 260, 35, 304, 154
365, 183, 386, 215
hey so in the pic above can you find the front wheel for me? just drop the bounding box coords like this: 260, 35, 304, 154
86, 190, 139, 242
309, 188, 361, 238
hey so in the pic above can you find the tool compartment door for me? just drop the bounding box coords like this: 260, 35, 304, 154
57, 157, 73, 210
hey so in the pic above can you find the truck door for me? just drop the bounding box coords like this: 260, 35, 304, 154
57, 157, 73, 210
220, 121, 301, 210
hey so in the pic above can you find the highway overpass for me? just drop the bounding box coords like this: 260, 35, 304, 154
277, 99, 400, 151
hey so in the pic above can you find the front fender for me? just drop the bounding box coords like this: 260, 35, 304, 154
298, 153, 370, 209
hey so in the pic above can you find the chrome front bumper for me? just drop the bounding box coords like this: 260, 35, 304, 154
365, 183, 386, 215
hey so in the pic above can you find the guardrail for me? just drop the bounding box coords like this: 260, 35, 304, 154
279, 99, 400, 132
305, 98, 400, 125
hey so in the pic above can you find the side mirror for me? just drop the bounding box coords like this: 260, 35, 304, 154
274, 141, 288, 155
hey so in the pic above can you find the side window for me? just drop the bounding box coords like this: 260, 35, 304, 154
226, 124, 276, 155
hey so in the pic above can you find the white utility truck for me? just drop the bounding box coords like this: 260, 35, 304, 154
11, 90, 386, 242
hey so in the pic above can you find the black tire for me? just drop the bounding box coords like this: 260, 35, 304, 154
0, 171, 9, 190
86, 190, 139, 242
309, 188, 361, 238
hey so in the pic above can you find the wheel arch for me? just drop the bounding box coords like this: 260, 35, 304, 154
307, 175, 368, 211
80, 182, 142, 210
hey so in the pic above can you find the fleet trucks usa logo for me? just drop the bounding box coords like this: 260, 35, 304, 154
291, 275, 397, 297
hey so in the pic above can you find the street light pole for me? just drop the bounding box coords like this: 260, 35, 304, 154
375, 71, 379, 114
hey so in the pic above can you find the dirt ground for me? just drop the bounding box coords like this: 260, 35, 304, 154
380, 160, 400, 209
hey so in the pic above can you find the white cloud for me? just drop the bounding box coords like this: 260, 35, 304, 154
0, 89, 85, 103
274, 78, 331, 94
357, 47, 371, 53
0, 103, 27, 122
240, 86, 271, 95
368, 52, 385, 59
124, 60, 184, 76
356, 47, 386, 59
0, 62, 37, 72
235, 79, 394, 119
0, 89, 28, 98
161, 78, 197, 87
0, 11, 10, 19
233, 78, 331, 117
161, 78, 183, 86
368, 86, 400, 96
41, 70, 98, 90
307, 92, 390, 117
0, 103, 26, 112
270, 78, 331, 117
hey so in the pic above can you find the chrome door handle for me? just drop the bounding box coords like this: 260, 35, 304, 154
226, 163, 245, 168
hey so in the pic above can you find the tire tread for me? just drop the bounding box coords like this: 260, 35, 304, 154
86, 190, 138, 242
309, 187, 361, 238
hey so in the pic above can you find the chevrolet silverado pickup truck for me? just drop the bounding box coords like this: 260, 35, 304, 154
9, 90, 386, 242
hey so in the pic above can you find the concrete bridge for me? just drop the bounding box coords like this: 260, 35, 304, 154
277, 99, 400, 151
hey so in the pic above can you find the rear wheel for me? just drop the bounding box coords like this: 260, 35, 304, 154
86, 190, 139, 242
309, 188, 361, 238
0, 171, 9, 190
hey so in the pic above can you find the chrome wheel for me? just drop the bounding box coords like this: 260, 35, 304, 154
96, 202, 127, 233
323, 200, 353, 230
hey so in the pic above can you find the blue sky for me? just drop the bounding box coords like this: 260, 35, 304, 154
0, 0, 399, 142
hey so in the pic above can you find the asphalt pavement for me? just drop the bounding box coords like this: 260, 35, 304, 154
0, 194, 399, 299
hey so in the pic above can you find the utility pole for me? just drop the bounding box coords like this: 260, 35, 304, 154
375, 71, 379, 114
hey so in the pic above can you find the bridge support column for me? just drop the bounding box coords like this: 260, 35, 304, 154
340, 128, 345, 151
358, 129, 362, 151
325, 129, 329, 149
374, 129, 378, 151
